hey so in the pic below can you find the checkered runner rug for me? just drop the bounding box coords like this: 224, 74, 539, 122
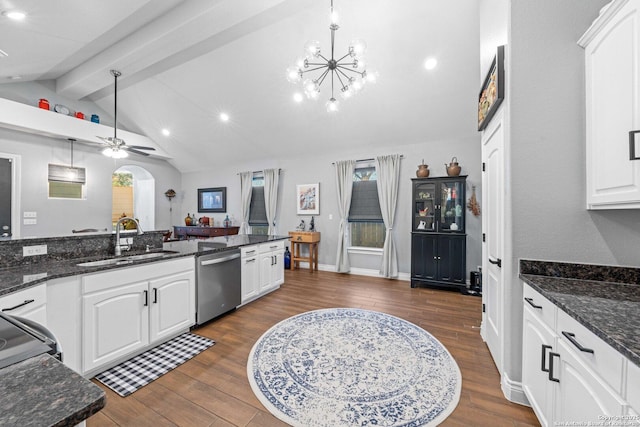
94, 332, 215, 397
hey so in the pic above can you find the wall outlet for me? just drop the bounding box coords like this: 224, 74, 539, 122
23, 211, 37, 218
23, 218, 37, 225
23, 244, 47, 257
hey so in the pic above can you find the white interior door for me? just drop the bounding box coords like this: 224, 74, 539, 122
481, 110, 505, 372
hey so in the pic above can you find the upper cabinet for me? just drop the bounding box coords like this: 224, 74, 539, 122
579, 0, 640, 209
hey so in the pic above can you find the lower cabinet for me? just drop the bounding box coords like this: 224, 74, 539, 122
411, 233, 466, 289
242, 241, 284, 305
0, 283, 47, 326
522, 283, 630, 426
82, 258, 195, 375
241, 245, 260, 304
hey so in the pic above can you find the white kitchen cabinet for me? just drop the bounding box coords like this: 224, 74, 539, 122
522, 301, 556, 427
0, 283, 47, 326
554, 339, 625, 423
82, 257, 195, 374
628, 359, 640, 414
522, 282, 632, 426
46, 276, 82, 373
579, 0, 640, 209
241, 245, 260, 304
83, 280, 150, 373
149, 270, 195, 344
259, 241, 285, 294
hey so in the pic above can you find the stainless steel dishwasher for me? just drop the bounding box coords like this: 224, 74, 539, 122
196, 249, 241, 325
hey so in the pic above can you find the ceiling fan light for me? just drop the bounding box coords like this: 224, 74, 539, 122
102, 147, 128, 159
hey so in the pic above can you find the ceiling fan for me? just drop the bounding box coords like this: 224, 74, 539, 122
97, 70, 156, 158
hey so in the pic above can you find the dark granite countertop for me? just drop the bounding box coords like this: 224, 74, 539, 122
0, 354, 105, 426
520, 260, 640, 368
0, 234, 289, 297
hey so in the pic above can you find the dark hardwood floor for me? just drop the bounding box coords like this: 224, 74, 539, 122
87, 269, 539, 426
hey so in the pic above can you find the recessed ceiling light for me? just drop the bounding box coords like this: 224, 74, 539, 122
293, 93, 303, 103
3, 10, 26, 21
161, 128, 170, 136
0, 49, 8, 58
424, 57, 438, 70
8, 75, 22, 80
219, 112, 230, 122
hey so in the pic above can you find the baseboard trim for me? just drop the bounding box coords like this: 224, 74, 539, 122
295, 263, 410, 281
501, 372, 529, 406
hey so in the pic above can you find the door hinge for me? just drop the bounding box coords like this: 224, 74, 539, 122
482, 303, 486, 313
482, 233, 486, 242
482, 162, 486, 172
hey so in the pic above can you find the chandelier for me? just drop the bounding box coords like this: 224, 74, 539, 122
286, 0, 376, 112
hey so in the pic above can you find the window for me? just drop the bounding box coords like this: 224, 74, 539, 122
348, 165, 385, 248
249, 174, 268, 235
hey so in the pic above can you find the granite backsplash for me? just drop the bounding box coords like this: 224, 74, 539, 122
520, 259, 640, 285
0, 231, 166, 269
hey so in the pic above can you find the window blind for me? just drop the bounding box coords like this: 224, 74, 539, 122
348, 180, 382, 222
249, 187, 268, 225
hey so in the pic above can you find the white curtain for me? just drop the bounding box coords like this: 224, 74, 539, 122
375, 154, 401, 278
334, 160, 355, 273
239, 171, 253, 235
264, 168, 280, 235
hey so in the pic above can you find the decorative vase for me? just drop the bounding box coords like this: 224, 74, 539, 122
416, 160, 430, 178
445, 157, 461, 176
185, 213, 192, 226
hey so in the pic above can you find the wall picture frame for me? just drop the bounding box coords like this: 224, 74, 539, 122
296, 183, 319, 215
478, 45, 505, 131
198, 187, 226, 213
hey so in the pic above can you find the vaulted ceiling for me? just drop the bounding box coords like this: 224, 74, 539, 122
0, 0, 480, 173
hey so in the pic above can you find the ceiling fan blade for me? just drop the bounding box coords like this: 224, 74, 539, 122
123, 146, 151, 156
127, 145, 156, 151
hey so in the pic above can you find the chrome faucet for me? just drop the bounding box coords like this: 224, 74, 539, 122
115, 217, 143, 256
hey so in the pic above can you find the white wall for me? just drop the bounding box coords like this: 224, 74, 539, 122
0, 127, 181, 237
181, 135, 482, 275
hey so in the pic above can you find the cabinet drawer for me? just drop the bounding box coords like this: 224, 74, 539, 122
627, 360, 640, 413
523, 284, 556, 330
259, 240, 285, 253
557, 308, 624, 394
0, 284, 47, 317
289, 232, 320, 243
241, 245, 259, 258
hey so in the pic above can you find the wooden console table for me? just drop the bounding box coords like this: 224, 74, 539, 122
289, 231, 320, 271
174, 226, 239, 240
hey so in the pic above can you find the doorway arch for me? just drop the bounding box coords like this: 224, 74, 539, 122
112, 165, 155, 231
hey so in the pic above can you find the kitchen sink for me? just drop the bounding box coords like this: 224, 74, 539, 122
76, 251, 178, 267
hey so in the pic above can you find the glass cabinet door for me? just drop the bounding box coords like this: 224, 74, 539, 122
439, 180, 464, 232
413, 182, 436, 231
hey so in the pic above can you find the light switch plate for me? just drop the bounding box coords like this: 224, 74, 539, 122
23, 211, 37, 218
23, 218, 37, 225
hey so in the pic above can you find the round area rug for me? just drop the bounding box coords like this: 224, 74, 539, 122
247, 308, 461, 427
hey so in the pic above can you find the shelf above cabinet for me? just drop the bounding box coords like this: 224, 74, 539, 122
0, 97, 171, 159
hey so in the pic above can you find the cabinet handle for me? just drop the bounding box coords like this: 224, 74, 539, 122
246, 258, 256, 263
143, 290, 148, 307
541, 344, 552, 372
246, 250, 256, 255
630, 130, 640, 160
488, 257, 502, 268
524, 297, 542, 309
153, 288, 158, 304
548, 352, 560, 382
562, 331, 594, 354
1, 299, 35, 312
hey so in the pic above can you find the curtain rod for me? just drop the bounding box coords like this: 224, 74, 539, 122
331, 155, 404, 165
236, 168, 281, 175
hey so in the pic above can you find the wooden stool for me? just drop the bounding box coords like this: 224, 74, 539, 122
289, 231, 320, 271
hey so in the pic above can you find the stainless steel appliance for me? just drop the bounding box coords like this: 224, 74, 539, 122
196, 249, 241, 325
0, 313, 61, 369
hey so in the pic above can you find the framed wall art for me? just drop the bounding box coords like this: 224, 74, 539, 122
296, 183, 319, 215
478, 45, 505, 131
198, 187, 226, 213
